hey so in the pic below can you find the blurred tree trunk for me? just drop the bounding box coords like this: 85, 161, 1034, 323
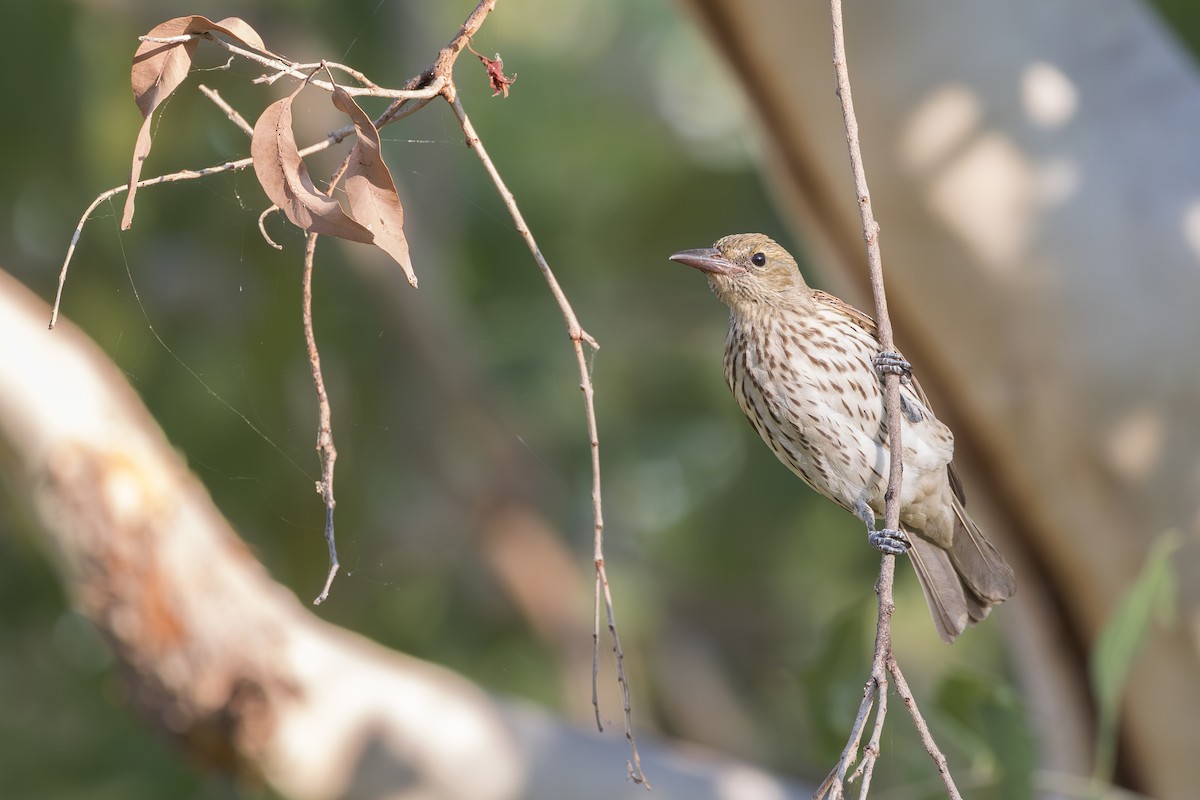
680, 1, 1200, 797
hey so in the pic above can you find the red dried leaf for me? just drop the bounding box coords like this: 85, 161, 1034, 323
482, 54, 517, 97
330, 85, 417, 287
466, 42, 516, 98
250, 84, 374, 244
123, 16, 272, 229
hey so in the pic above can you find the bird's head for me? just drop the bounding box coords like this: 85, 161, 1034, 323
669, 233, 809, 313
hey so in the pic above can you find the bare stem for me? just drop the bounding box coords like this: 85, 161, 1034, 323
816, 673, 878, 800
374, 95, 437, 131
425, 0, 500, 83
139, 33, 444, 100
257, 207, 283, 250
446, 91, 645, 787
198, 84, 253, 136
374, 0, 499, 128
852, 570, 895, 798
302, 76, 362, 604
853, 672, 888, 799
819, 2, 960, 798
302, 232, 340, 606
138, 32, 447, 100
888, 657, 962, 800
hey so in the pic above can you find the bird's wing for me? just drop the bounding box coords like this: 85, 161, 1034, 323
811, 290, 937, 404
812, 289, 878, 335
947, 462, 967, 506
812, 289, 967, 505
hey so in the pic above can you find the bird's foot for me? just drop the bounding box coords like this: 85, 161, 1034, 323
873, 351, 913, 385
853, 499, 908, 555
868, 528, 909, 556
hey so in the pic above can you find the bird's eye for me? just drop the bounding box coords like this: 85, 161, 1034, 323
751, 252, 767, 267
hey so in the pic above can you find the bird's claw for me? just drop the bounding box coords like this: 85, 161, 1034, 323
873, 351, 913, 385
868, 528, 909, 556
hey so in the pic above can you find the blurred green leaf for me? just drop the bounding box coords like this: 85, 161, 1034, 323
1090, 529, 1181, 785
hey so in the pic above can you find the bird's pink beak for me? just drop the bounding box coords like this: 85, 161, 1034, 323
669, 248, 745, 276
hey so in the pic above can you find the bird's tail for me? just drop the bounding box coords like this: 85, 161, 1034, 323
907, 499, 1016, 643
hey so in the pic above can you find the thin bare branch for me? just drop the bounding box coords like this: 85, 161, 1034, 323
219, 38, 446, 99
198, 84, 253, 136
818, 2, 961, 799
264, 59, 379, 89
887, 657, 962, 800
849, 625, 891, 799
446, 91, 644, 787
137, 34, 196, 45
138, 32, 442, 99
50, 127, 359, 328
373, 95, 436, 131
375, 0, 498, 125
302, 231, 340, 606
258, 206, 283, 250
815, 674, 877, 800
828, 0, 900, 495
302, 73, 361, 604
427, 0, 500, 81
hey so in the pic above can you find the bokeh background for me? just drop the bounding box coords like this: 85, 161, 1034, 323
3, 1, 1198, 798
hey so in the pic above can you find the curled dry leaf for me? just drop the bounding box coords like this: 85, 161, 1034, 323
251, 84, 374, 244
123, 16, 272, 229
481, 54, 517, 98
466, 41, 516, 98
330, 85, 417, 287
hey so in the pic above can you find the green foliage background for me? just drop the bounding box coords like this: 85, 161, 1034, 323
1, 1, 1193, 798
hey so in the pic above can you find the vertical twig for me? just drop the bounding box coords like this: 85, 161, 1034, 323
306, 86, 358, 605
829, 4, 900, 510
821, 2, 961, 799
446, 91, 647, 787
302, 232, 340, 605
849, 611, 893, 799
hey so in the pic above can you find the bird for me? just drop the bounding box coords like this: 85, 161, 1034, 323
669, 233, 1015, 642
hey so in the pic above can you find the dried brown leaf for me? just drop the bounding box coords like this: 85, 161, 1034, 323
331, 85, 417, 287
207, 17, 271, 56
466, 41, 516, 97
250, 84, 374, 244
123, 16, 272, 229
